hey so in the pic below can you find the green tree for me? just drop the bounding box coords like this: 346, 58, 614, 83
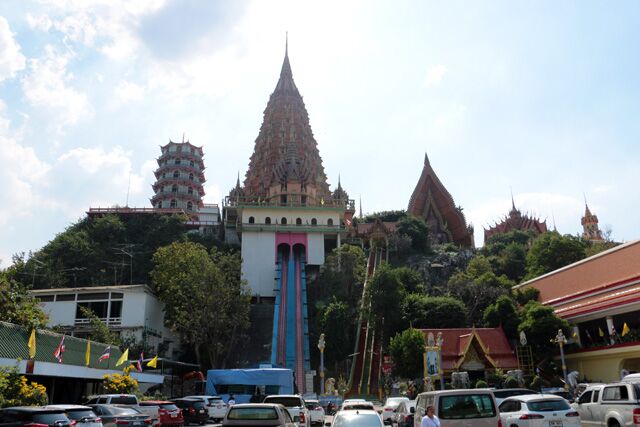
389, 328, 425, 378
320, 298, 354, 367
483, 295, 520, 339
526, 232, 586, 279
366, 264, 405, 339
78, 306, 122, 346
396, 215, 430, 254
447, 269, 512, 326
0, 274, 48, 329
418, 296, 468, 328
518, 301, 570, 353
514, 287, 540, 306
150, 242, 250, 368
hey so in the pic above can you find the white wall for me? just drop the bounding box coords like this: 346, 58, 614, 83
241, 231, 277, 296
307, 233, 325, 265
241, 208, 340, 226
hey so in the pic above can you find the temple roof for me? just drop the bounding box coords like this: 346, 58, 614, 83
240, 43, 330, 198
407, 153, 474, 247
484, 199, 547, 242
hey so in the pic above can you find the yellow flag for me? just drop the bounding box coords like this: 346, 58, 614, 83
147, 355, 158, 368
28, 329, 36, 359
622, 323, 631, 337
598, 327, 605, 337
85, 340, 91, 366
572, 330, 578, 338
115, 348, 129, 367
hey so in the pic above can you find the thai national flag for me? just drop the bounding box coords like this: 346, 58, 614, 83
53, 336, 65, 363
98, 345, 111, 362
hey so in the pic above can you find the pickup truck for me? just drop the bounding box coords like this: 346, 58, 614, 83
573, 381, 640, 427
262, 394, 310, 427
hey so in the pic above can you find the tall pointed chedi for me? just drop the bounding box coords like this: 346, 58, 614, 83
241, 41, 331, 204
408, 152, 474, 247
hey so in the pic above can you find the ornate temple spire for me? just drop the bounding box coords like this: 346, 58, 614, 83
484, 195, 547, 242
581, 195, 603, 241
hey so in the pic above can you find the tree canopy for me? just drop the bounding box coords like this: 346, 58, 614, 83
518, 301, 570, 353
389, 328, 425, 379
525, 232, 586, 279
0, 274, 48, 329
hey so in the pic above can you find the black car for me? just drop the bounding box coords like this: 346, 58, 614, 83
171, 399, 208, 426
0, 407, 73, 427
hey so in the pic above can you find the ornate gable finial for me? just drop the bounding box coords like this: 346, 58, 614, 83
424, 152, 430, 166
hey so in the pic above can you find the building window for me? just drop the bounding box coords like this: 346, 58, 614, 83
187, 201, 193, 211
265, 217, 271, 224
110, 300, 123, 318
170, 199, 177, 208
173, 170, 180, 179
190, 160, 195, 167
189, 173, 194, 181
311, 218, 317, 226
296, 218, 302, 225
172, 185, 178, 193
301, 195, 307, 205
248, 216, 255, 224
175, 158, 181, 165
280, 195, 287, 205
281, 217, 287, 225
327, 218, 334, 226
188, 187, 193, 195
76, 301, 108, 318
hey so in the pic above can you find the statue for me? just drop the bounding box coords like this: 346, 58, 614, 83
427, 332, 435, 347
325, 377, 336, 395
423, 376, 434, 392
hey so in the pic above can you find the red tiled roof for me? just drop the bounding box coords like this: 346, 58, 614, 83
419, 328, 518, 371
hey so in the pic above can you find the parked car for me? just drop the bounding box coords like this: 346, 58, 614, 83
182, 395, 227, 421
330, 410, 384, 427
45, 405, 102, 427
0, 407, 73, 427
304, 400, 324, 426
262, 395, 310, 427
382, 397, 409, 425
171, 399, 208, 426
573, 381, 640, 427
392, 400, 415, 427
341, 402, 375, 412
414, 389, 499, 427
138, 401, 183, 427
86, 395, 140, 406
491, 389, 538, 406
87, 405, 152, 427
222, 403, 296, 427
498, 394, 580, 427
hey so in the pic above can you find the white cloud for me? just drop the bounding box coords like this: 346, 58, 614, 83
20, 44, 91, 130
424, 64, 447, 87
114, 80, 145, 103
0, 16, 26, 81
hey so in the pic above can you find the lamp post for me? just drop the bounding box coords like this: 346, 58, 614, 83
555, 329, 568, 387
318, 333, 326, 395
436, 332, 444, 390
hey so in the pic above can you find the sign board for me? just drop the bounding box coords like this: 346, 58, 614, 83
305, 373, 314, 394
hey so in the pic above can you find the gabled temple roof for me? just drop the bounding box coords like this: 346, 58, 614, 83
240, 43, 330, 198
484, 198, 547, 242
407, 153, 474, 247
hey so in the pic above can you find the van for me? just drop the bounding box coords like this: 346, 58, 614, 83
414, 389, 500, 427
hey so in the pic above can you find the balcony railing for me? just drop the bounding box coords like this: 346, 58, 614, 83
224, 195, 355, 211
75, 317, 122, 326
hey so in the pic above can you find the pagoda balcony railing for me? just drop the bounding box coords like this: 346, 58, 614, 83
224, 195, 355, 211
158, 150, 204, 163
236, 222, 345, 233
154, 189, 202, 197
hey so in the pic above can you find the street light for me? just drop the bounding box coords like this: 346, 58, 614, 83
318, 334, 326, 395
554, 329, 568, 387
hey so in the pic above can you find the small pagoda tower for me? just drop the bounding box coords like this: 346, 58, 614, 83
581, 202, 603, 242
151, 140, 205, 212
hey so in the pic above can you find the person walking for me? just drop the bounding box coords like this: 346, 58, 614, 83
421, 406, 440, 427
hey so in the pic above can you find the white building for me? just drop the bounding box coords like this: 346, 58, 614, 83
31, 284, 180, 359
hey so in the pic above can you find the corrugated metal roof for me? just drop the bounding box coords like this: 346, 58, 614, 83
0, 321, 123, 370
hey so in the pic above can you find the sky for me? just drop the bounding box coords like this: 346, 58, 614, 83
0, 0, 639, 267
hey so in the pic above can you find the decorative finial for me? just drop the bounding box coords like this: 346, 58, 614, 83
424, 152, 430, 166
285, 31, 288, 57
552, 212, 557, 232
236, 171, 241, 187
182, 132, 185, 143
510, 187, 516, 211
359, 195, 363, 219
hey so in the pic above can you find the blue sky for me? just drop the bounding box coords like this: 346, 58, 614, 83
0, 0, 638, 266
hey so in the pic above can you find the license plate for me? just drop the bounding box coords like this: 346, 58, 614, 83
550, 421, 562, 427
199, 410, 204, 413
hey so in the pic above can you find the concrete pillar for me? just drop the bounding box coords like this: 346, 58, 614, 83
337, 233, 341, 248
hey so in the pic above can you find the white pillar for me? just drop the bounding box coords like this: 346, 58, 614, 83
606, 317, 616, 345
337, 233, 341, 248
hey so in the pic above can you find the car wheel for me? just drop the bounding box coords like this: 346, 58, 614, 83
609, 422, 621, 427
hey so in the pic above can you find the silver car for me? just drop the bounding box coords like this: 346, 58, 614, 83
46, 405, 103, 427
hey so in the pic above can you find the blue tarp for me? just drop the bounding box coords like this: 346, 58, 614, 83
205, 368, 294, 404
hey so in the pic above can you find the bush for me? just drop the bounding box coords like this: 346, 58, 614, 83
504, 376, 519, 388
475, 380, 488, 389
102, 373, 138, 394
0, 366, 48, 407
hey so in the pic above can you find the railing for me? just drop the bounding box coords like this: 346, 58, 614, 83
224, 195, 355, 211
237, 223, 344, 232
75, 317, 122, 326
88, 207, 187, 215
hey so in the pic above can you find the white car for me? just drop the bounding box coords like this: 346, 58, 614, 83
183, 395, 227, 421
304, 399, 325, 425
498, 394, 580, 427
341, 401, 376, 412
331, 410, 384, 427
382, 397, 409, 425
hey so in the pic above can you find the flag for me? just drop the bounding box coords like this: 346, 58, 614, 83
136, 352, 144, 372
320, 198, 325, 206
85, 340, 91, 366
147, 355, 158, 368
53, 336, 65, 363
345, 217, 352, 226
585, 329, 593, 343
611, 325, 618, 337
98, 346, 111, 362
622, 323, 631, 337
28, 329, 36, 359
115, 348, 129, 367
572, 330, 578, 339
598, 327, 605, 337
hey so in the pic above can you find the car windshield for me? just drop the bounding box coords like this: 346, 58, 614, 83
65, 410, 97, 420
343, 404, 374, 410
439, 394, 496, 419
227, 407, 279, 420
527, 400, 570, 412
333, 413, 381, 427
385, 398, 406, 407
159, 404, 178, 411
111, 397, 138, 405
191, 401, 205, 409
263, 397, 302, 407
492, 390, 536, 398
33, 413, 71, 424
108, 407, 141, 416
